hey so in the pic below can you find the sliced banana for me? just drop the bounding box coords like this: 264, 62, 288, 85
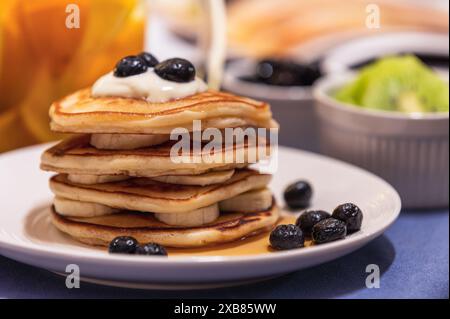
154, 203, 219, 227
90, 133, 169, 150
67, 174, 129, 185
151, 169, 234, 186
54, 197, 118, 217
219, 188, 272, 213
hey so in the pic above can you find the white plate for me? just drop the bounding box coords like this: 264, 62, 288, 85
0, 144, 401, 289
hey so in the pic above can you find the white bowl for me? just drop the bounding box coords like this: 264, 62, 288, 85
313, 72, 449, 209
322, 31, 449, 74
223, 59, 319, 152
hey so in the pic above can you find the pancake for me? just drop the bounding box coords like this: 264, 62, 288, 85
40, 134, 268, 177
51, 201, 279, 247
49, 169, 272, 214
50, 89, 278, 134
151, 169, 235, 186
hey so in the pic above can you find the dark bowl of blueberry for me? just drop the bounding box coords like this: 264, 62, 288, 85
223, 58, 323, 152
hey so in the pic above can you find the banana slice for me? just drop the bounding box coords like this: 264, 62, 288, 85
67, 174, 129, 184
90, 133, 169, 150
151, 169, 234, 186
154, 204, 219, 227
54, 197, 118, 217
219, 188, 272, 213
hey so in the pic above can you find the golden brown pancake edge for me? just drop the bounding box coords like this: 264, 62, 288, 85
49, 89, 276, 134
51, 201, 279, 248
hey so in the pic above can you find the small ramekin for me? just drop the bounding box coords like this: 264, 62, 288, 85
223, 59, 319, 152
313, 72, 449, 209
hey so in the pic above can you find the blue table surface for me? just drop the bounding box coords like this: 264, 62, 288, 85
0, 209, 448, 299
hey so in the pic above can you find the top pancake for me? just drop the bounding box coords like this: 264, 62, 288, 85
50, 89, 277, 134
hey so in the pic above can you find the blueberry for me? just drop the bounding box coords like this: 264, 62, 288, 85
312, 218, 347, 244
138, 52, 159, 67
252, 59, 294, 86
300, 61, 322, 85
108, 236, 138, 254
284, 180, 313, 209
113, 55, 147, 77
154, 58, 195, 83
332, 203, 363, 232
242, 59, 322, 86
296, 210, 331, 235
269, 224, 304, 250
135, 243, 168, 256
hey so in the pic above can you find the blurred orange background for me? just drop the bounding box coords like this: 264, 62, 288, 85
0, 0, 145, 152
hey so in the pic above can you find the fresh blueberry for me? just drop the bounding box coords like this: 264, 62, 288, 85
312, 218, 347, 244
284, 180, 313, 209
113, 55, 147, 77
138, 52, 159, 67
296, 210, 331, 235
269, 224, 304, 250
108, 236, 138, 254
135, 243, 168, 256
154, 58, 196, 83
332, 203, 363, 232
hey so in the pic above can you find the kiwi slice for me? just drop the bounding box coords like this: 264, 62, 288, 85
335, 55, 449, 113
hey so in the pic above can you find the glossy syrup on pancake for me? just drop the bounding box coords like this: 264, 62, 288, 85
168, 216, 315, 257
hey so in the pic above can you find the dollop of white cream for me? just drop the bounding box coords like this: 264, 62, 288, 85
91, 69, 208, 103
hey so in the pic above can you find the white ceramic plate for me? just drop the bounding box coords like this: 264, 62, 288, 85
0, 144, 401, 289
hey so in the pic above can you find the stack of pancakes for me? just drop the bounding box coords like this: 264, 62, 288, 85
41, 89, 280, 248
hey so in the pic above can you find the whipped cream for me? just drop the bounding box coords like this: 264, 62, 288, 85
91, 69, 208, 103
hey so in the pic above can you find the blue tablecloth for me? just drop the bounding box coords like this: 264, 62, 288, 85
0, 209, 448, 299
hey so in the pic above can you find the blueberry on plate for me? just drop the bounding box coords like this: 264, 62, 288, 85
138, 52, 159, 67
113, 55, 147, 77
296, 210, 331, 235
332, 203, 363, 232
312, 218, 347, 244
154, 58, 196, 83
108, 236, 138, 254
283, 180, 313, 209
269, 224, 304, 250
135, 243, 168, 256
